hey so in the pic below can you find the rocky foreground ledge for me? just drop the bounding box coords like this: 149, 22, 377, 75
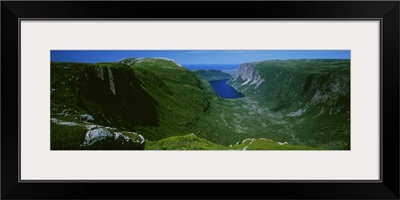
51, 113, 145, 150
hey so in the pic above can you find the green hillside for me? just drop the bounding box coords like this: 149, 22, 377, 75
51, 62, 158, 130
228, 59, 350, 149
146, 134, 320, 150
119, 58, 215, 141
146, 134, 228, 150
118, 58, 305, 147
50, 62, 151, 150
51, 58, 350, 150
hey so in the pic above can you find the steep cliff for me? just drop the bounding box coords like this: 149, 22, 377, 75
118, 58, 215, 141
228, 59, 350, 149
229, 63, 265, 92
51, 62, 159, 130
228, 59, 350, 114
51, 62, 153, 149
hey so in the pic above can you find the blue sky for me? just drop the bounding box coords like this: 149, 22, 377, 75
51, 50, 350, 65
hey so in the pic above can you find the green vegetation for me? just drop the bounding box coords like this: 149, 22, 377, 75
229, 138, 322, 150
51, 61, 158, 130
51, 123, 87, 150
146, 134, 228, 150
194, 69, 232, 81
228, 59, 350, 149
51, 58, 350, 150
146, 134, 320, 150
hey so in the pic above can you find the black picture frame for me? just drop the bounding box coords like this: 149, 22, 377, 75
2, 1, 399, 199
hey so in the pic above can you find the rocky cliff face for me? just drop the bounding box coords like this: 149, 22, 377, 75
227, 59, 350, 149
228, 60, 350, 113
51, 62, 158, 150
51, 62, 159, 130
51, 117, 145, 150
229, 63, 265, 92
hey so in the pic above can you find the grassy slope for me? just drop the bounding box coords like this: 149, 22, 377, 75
228, 59, 350, 149
121, 58, 213, 140
120, 58, 293, 147
51, 58, 347, 150
146, 134, 320, 150
51, 62, 157, 150
51, 123, 87, 150
51, 62, 158, 130
146, 134, 228, 150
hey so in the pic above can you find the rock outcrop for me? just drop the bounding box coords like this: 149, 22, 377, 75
51, 116, 146, 150
229, 63, 265, 93
82, 125, 145, 150
228, 59, 350, 115
51, 62, 159, 130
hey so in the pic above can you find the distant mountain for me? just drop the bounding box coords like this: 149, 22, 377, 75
120, 57, 184, 67
194, 69, 232, 81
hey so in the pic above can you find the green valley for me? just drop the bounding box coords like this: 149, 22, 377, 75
51, 58, 350, 150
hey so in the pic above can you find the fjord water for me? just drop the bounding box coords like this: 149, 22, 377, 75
209, 79, 245, 99
185, 64, 243, 98
185, 64, 238, 75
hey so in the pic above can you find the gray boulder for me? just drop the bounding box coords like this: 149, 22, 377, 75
81, 125, 145, 150
76, 114, 95, 122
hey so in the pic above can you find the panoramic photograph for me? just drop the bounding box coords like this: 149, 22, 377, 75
50, 50, 350, 150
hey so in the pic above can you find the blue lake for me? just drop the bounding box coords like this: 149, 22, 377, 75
209, 79, 245, 99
